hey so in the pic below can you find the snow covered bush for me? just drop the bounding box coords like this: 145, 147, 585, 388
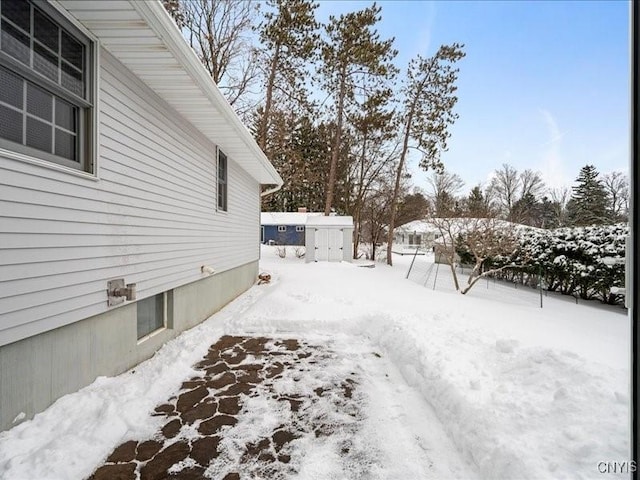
457, 223, 628, 305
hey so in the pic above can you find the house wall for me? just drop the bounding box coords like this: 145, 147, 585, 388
0, 49, 263, 430
0, 48, 261, 348
261, 225, 305, 245
0, 260, 257, 432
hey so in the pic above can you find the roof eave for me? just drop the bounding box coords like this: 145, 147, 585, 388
130, 1, 282, 187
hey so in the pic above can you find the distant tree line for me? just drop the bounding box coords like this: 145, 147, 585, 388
426, 163, 628, 228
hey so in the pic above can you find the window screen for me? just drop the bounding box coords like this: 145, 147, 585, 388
0, 0, 92, 171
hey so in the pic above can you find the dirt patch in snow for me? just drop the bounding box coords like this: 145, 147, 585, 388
89, 335, 363, 480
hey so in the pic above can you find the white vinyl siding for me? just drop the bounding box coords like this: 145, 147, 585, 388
0, 49, 261, 347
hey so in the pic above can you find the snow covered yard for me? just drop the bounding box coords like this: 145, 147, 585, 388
0, 245, 630, 479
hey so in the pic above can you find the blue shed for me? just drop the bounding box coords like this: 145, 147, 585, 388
260, 212, 322, 245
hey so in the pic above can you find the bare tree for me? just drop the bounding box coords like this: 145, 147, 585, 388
549, 186, 571, 227
519, 169, 545, 199
180, 0, 260, 112
360, 179, 395, 261
347, 82, 397, 258
602, 171, 629, 222
487, 163, 521, 217
457, 219, 520, 294
430, 217, 464, 291
427, 170, 465, 217
431, 217, 524, 294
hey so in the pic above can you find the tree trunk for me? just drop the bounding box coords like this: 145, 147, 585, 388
324, 70, 347, 216
385, 112, 414, 266
352, 127, 369, 259
258, 43, 281, 153
449, 260, 460, 291
461, 265, 516, 294
353, 209, 361, 259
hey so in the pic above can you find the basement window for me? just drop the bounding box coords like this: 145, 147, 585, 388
137, 291, 172, 340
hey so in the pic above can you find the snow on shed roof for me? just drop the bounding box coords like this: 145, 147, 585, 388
306, 215, 354, 227
57, 0, 282, 187
261, 212, 353, 227
261, 212, 323, 225
395, 218, 545, 234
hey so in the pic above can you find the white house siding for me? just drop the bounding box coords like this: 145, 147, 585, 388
0, 49, 260, 348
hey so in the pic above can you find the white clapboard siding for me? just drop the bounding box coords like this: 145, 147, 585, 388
0, 173, 216, 221
0, 49, 260, 347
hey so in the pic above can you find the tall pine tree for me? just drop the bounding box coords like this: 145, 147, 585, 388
466, 185, 490, 217
256, 0, 319, 155
320, 4, 397, 215
567, 164, 609, 226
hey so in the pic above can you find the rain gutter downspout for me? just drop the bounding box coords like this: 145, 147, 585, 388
261, 184, 282, 197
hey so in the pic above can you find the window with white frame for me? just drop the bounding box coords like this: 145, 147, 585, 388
0, 0, 95, 172
278, 225, 286, 232
295, 226, 304, 232
217, 148, 227, 211
137, 291, 172, 340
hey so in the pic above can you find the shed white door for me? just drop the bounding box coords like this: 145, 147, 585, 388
315, 228, 343, 262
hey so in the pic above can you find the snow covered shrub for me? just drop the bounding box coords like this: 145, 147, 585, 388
276, 245, 287, 258
514, 224, 627, 304
294, 247, 305, 259
456, 223, 627, 304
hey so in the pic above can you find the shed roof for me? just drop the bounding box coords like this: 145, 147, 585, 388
261, 212, 323, 226
395, 218, 545, 234
57, 0, 282, 187
306, 215, 354, 228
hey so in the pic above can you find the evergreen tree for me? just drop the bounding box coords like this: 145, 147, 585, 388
466, 185, 490, 217
510, 193, 543, 227
256, 0, 319, 155
260, 115, 334, 212
396, 192, 430, 227
567, 164, 609, 226
162, 0, 184, 28
320, 3, 397, 215
539, 196, 559, 229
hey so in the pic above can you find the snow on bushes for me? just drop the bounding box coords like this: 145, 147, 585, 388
457, 223, 628, 305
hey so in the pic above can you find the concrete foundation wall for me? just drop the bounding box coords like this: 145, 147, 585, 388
0, 261, 258, 433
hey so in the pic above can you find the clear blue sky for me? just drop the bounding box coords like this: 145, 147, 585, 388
316, 0, 630, 195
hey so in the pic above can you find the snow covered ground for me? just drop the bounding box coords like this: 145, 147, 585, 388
0, 245, 631, 479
